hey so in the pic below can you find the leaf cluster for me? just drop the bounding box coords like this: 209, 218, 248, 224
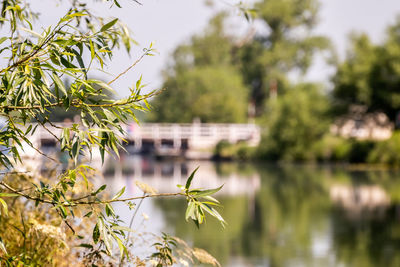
0, 1, 226, 265
180, 167, 226, 228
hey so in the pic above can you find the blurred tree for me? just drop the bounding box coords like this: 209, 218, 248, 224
151, 66, 247, 123
149, 14, 248, 123
151, 0, 331, 122
332, 34, 378, 114
259, 83, 330, 161
238, 0, 330, 115
333, 17, 400, 120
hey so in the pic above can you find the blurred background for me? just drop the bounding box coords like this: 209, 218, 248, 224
28, 0, 400, 266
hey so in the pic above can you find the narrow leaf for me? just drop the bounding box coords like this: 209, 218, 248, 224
185, 166, 199, 190
100, 18, 118, 32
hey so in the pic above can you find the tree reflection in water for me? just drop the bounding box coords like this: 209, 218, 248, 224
153, 163, 400, 267
103, 156, 400, 266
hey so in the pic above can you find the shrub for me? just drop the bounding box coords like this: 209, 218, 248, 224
258, 83, 331, 162
312, 135, 352, 162
214, 141, 255, 161
348, 140, 376, 163
368, 131, 400, 166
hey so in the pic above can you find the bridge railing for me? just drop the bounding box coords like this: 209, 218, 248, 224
21, 122, 261, 157
127, 123, 260, 149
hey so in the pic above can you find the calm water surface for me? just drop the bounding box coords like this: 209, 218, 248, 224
104, 155, 400, 267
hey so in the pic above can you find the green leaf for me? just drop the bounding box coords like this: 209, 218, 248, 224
203, 195, 220, 204
84, 211, 93, 218
52, 73, 67, 96
103, 109, 117, 122
64, 12, 87, 21
105, 203, 115, 217
115, 235, 126, 259
0, 193, 19, 197
191, 185, 223, 198
0, 37, 8, 45
185, 201, 196, 221
99, 219, 113, 254
198, 202, 226, 228
185, 166, 199, 190
59, 205, 67, 218
78, 243, 93, 249
93, 184, 107, 195
89, 40, 95, 59
112, 225, 135, 233
100, 18, 118, 32
72, 49, 87, 78
19, 27, 43, 38
0, 198, 8, 216
112, 186, 125, 200
89, 79, 116, 94
93, 223, 100, 244
71, 139, 80, 163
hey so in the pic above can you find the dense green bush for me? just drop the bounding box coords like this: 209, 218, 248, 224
348, 140, 376, 163
258, 83, 331, 162
310, 135, 376, 163
312, 135, 352, 162
259, 129, 378, 164
368, 132, 400, 166
214, 141, 256, 161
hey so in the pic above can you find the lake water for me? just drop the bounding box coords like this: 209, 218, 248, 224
103, 155, 400, 267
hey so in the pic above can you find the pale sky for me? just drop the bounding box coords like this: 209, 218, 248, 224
31, 0, 400, 95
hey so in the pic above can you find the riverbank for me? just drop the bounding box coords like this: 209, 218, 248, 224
213, 132, 400, 168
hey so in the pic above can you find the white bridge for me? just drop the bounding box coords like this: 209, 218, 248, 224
125, 122, 260, 157
24, 122, 261, 159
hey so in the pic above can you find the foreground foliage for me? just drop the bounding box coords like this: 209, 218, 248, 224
0, 0, 225, 265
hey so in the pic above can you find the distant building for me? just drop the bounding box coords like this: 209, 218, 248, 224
330, 105, 393, 140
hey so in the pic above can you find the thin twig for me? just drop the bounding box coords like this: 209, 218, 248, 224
107, 50, 149, 85
34, 116, 61, 142
127, 193, 144, 239
53, 203, 76, 234
119, 192, 146, 266
7, 115, 60, 163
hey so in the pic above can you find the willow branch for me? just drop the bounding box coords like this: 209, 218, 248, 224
0, 23, 66, 74
7, 114, 60, 163
0, 90, 160, 111
0, 180, 185, 206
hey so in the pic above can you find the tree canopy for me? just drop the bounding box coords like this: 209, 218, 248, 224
238, 0, 330, 114
151, 66, 248, 123
150, 0, 331, 122
149, 14, 248, 123
333, 17, 400, 120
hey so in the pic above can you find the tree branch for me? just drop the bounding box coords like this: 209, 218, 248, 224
0, 90, 160, 111
0, 180, 185, 206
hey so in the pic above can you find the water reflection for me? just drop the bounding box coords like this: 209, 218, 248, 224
104, 157, 400, 267
103, 155, 260, 196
